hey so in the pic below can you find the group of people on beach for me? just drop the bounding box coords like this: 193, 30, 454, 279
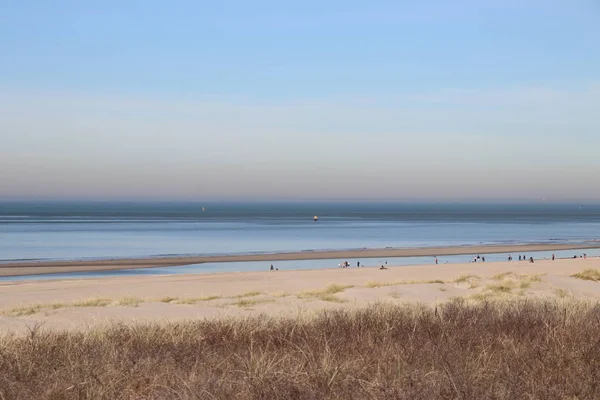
336, 260, 390, 270
338, 261, 358, 268
507, 255, 534, 263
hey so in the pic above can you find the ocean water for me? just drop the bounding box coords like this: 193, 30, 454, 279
1, 202, 600, 264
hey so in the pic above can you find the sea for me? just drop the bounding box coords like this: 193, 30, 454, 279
1, 202, 600, 280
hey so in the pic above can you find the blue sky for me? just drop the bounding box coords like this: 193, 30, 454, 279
1, 0, 599, 201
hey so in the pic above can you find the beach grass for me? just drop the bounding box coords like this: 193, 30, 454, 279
159, 296, 179, 303
491, 272, 514, 281
229, 298, 274, 308
233, 291, 264, 298
297, 284, 353, 302
454, 274, 481, 283
1, 299, 598, 399
571, 268, 600, 281
365, 280, 444, 288
117, 296, 143, 307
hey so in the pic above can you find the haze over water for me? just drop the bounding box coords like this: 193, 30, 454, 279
2, 202, 599, 263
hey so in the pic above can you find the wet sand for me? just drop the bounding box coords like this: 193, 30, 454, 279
0, 242, 598, 277
1, 257, 599, 333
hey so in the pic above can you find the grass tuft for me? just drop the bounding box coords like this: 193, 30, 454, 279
117, 296, 143, 307
571, 269, 600, 282
159, 297, 179, 303
229, 298, 274, 308
492, 272, 514, 281
365, 280, 444, 288
194, 295, 221, 301
233, 291, 264, 298
485, 280, 517, 294
72, 298, 112, 307
454, 275, 481, 283
298, 284, 353, 302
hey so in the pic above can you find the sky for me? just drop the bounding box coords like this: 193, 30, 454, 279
1, 0, 599, 202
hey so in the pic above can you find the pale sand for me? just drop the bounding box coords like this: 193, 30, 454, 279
1, 242, 599, 277
1, 257, 599, 333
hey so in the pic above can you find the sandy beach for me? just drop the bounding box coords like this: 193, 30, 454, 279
1, 256, 599, 333
1, 242, 599, 277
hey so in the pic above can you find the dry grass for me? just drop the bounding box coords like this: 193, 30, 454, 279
299, 284, 353, 297
159, 296, 179, 303
3, 298, 112, 317
485, 280, 518, 294
234, 291, 264, 298
318, 294, 348, 303
365, 280, 444, 288
492, 272, 514, 281
229, 298, 274, 308
116, 296, 143, 307
72, 298, 113, 307
3, 304, 58, 317
298, 284, 353, 303
1, 299, 599, 399
571, 269, 600, 282
194, 295, 221, 301
554, 288, 571, 298
454, 274, 480, 283
270, 292, 291, 298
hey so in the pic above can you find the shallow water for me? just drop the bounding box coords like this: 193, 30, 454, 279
2, 248, 598, 282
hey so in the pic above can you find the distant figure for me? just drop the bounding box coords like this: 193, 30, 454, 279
529, 257, 534, 263
573, 255, 578, 259
435, 257, 438, 265
477, 255, 481, 260
552, 254, 555, 261
445, 261, 448, 264
584, 253, 587, 259
357, 261, 360, 268
473, 257, 477, 263
518, 255, 522, 261
482, 256, 485, 262
508, 255, 512, 261
270, 264, 274, 271
522, 255, 526, 261
380, 265, 387, 270
276, 268, 278, 271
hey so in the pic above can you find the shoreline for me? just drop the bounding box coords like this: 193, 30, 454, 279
0, 242, 598, 277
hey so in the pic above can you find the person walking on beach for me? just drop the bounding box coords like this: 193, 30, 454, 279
270, 264, 274, 271
552, 254, 555, 261
357, 261, 360, 268
435, 257, 438, 265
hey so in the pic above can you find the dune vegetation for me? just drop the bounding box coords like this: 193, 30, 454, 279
1, 298, 599, 399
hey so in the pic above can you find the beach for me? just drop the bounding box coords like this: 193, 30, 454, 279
1, 242, 599, 277
1, 256, 599, 333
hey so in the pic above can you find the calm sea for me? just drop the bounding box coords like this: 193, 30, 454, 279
1, 202, 600, 263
